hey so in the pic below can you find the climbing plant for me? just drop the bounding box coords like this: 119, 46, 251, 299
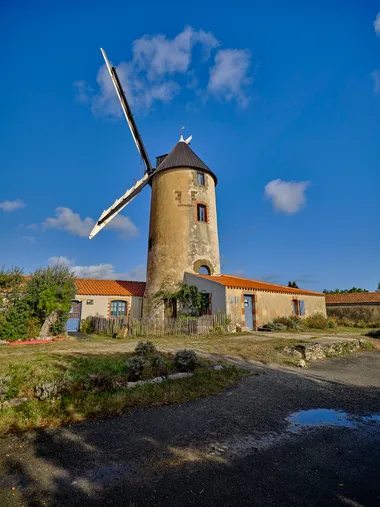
152, 282, 209, 317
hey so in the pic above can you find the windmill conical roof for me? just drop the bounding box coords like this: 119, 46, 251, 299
153, 141, 217, 184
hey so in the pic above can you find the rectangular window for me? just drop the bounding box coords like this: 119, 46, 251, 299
197, 204, 207, 222
292, 300, 300, 316
197, 172, 205, 186
86, 299, 94, 305
110, 300, 127, 318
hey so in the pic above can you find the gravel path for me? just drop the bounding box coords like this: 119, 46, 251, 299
1, 353, 380, 506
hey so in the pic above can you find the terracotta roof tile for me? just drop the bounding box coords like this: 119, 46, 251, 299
75, 279, 146, 297
325, 293, 380, 304
194, 274, 323, 296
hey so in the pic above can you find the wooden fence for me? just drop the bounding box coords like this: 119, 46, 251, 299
84, 313, 231, 338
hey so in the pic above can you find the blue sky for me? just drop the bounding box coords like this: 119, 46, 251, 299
1, 0, 379, 292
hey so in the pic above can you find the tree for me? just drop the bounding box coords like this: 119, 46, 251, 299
323, 287, 369, 294
26, 265, 76, 337
288, 281, 299, 289
0, 267, 29, 341
0, 266, 24, 309
376, 282, 380, 293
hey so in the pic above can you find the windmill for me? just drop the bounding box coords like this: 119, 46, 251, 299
89, 49, 192, 240
89, 48, 221, 312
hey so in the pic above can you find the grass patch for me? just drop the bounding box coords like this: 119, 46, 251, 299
0, 345, 244, 435
0, 367, 243, 435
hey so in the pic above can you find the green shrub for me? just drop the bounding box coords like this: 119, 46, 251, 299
81, 317, 95, 334
125, 356, 145, 381
327, 317, 336, 329
304, 313, 329, 329
135, 341, 157, 356
336, 316, 355, 327
150, 354, 168, 376
174, 350, 198, 372
0, 375, 10, 400
35, 380, 67, 401
0, 299, 30, 341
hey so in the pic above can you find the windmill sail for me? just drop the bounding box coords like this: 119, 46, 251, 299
89, 172, 149, 239
100, 48, 153, 173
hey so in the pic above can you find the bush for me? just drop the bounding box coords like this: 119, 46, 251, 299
35, 380, 67, 401
174, 349, 198, 372
336, 316, 355, 327
262, 322, 288, 331
125, 356, 145, 381
271, 316, 304, 331
273, 316, 292, 327
81, 317, 95, 334
150, 354, 167, 376
304, 313, 329, 329
327, 317, 336, 329
0, 375, 10, 400
0, 299, 31, 341
135, 341, 157, 356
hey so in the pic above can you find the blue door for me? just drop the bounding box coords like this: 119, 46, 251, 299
66, 301, 82, 332
244, 295, 253, 330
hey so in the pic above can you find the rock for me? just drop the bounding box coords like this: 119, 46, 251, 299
292, 350, 304, 360
282, 346, 293, 356
296, 360, 307, 368
213, 365, 224, 371
0, 340, 7, 345
167, 372, 193, 380
0, 397, 28, 410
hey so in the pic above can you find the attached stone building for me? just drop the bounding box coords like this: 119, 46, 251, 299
66, 279, 146, 332
325, 292, 380, 323
184, 273, 326, 330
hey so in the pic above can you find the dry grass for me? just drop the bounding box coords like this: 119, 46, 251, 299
0, 338, 245, 435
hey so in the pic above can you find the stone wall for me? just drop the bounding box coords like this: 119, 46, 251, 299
327, 304, 380, 323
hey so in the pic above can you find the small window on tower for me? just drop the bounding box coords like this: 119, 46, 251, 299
197, 172, 205, 186
197, 204, 207, 222
198, 265, 210, 275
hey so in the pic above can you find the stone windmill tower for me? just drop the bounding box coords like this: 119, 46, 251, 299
89, 49, 221, 312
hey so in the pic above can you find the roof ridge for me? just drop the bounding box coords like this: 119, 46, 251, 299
75, 278, 145, 283
221, 273, 316, 292
193, 273, 322, 296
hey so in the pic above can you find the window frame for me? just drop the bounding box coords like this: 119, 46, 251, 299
196, 203, 208, 223
197, 172, 206, 186
110, 300, 127, 318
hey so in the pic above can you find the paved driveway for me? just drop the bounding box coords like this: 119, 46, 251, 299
1, 353, 380, 506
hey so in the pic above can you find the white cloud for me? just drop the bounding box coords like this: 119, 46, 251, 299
26, 223, 38, 230
75, 26, 252, 116
374, 12, 380, 35
22, 235, 36, 244
105, 214, 139, 240
208, 49, 252, 107
49, 257, 145, 280
133, 26, 219, 78
0, 199, 26, 212
43, 207, 138, 239
372, 70, 380, 94
264, 179, 311, 214
43, 207, 94, 237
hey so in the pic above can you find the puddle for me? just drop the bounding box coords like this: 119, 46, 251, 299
288, 409, 380, 432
